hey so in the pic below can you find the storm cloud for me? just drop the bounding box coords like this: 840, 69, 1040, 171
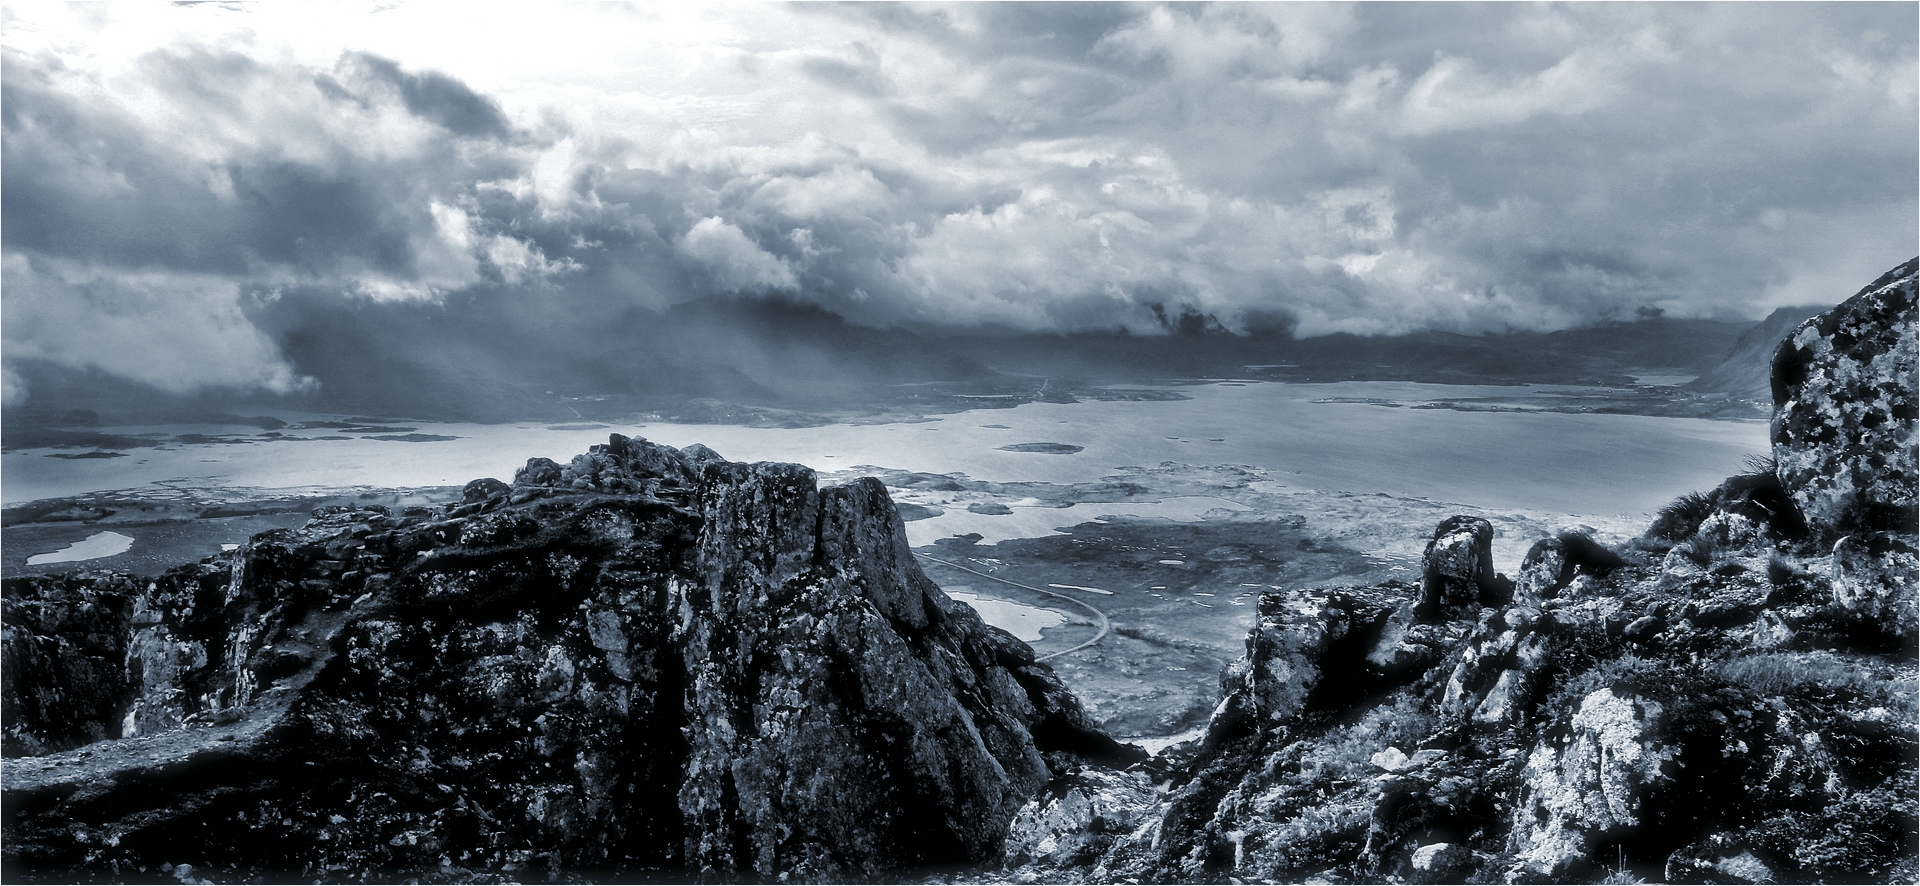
2, 2, 1914, 404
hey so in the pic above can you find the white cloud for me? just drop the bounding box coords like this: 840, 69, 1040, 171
678, 217, 799, 292
1398, 51, 1620, 135
1, 254, 310, 395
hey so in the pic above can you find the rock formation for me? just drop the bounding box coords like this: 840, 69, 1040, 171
2, 437, 1137, 883
1772, 256, 1919, 548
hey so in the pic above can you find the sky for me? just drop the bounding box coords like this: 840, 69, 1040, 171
2, 1, 1915, 405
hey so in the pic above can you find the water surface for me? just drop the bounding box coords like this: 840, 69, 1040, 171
3, 381, 1768, 523
26, 531, 135, 565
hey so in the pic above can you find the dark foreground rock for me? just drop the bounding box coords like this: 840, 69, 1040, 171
2, 437, 1138, 883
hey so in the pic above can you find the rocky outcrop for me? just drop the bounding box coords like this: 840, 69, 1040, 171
1515, 532, 1625, 605
2, 435, 1136, 883
1418, 516, 1512, 619
1508, 687, 1677, 878
997, 259, 1919, 886
1, 578, 135, 755
1770, 257, 1919, 641
1042, 510, 1915, 884
1772, 256, 1918, 546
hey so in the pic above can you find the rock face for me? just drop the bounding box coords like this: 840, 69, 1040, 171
1, 579, 135, 755
1509, 687, 1677, 878
2, 436, 1136, 883
1772, 256, 1918, 546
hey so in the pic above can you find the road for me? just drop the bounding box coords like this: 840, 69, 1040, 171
912, 552, 1110, 662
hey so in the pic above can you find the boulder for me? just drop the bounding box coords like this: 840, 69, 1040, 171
513, 456, 564, 487
1409, 841, 1477, 884
461, 477, 510, 504
1771, 257, 1918, 546
1418, 517, 1512, 621
1001, 768, 1159, 869
1438, 606, 1551, 728
1517, 532, 1626, 604
1515, 537, 1569, 604
1214, 585, 1405, 730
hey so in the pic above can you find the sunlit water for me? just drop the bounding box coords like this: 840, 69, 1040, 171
943, 589, 1069, 642
26, 531, 135, 565
4, 381, 1768, 523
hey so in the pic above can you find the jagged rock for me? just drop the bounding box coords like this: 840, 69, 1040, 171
1, 577, 135, 755
1418, 516, 1512, 620
461, 477, 510, 504
1509, 688, 1677, 880
513, 455, 564, 487
1516, 532, 1624, 604
1690, 511, 1770, 563
1, 436, 1130, 883
1114, 582, 1459, 883
1215, 585, 1405, 730
1363, 601, 1449, 677
1771, 256, 1918, 546
679, 442, 727, 472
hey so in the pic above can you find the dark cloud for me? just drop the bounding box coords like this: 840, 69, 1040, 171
339, 52, 512, 139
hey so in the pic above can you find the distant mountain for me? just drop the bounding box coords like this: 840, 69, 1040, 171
1684, 305, 1834, 401
945, 317, 1757, 387
2, 295, 1769, 443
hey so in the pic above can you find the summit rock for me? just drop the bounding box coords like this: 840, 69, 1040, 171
2, 435, 1138, 883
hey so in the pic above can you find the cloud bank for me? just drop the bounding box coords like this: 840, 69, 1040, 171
2, 2, 1914, 404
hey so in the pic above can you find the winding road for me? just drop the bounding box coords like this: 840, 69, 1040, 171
912, 552, 1110, 662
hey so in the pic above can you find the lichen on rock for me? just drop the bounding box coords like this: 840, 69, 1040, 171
1772, 256, 1918, 547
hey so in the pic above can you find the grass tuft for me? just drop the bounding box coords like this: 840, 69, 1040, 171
1647, 490, 1718, 543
